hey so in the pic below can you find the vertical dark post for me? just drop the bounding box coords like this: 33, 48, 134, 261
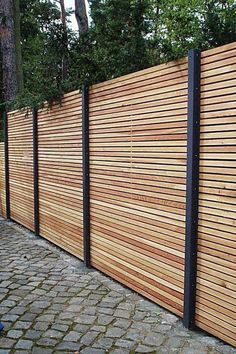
33, 108, 39, 236
183, 49, 201, 329
4, 111, 10, 220
82, 85, 90, 267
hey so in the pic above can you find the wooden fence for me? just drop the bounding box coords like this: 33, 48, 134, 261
0, 143, 5, 217
89, 57, 188, 317
0, 41, 235, 347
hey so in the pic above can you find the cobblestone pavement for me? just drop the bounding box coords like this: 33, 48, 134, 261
0, 220, 235, 354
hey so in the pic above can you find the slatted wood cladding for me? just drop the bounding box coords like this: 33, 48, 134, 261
0, 143, 5, 217
37, 90, 83, 260
89, 59, 188, 316
8, 110, 34, 230
196, 42, 236, 347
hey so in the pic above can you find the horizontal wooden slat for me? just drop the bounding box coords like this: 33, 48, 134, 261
90, 60, 187, 319
196, 47, 236, 347
38, 94, 83, 261
7, 111, 34, 230
4, 41, 236, 349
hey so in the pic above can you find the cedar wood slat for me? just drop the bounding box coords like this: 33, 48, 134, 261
1, 41, 236, 347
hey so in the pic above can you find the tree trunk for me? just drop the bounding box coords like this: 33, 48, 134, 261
0, 0, 17, 102
75, 0, 88, 35
59, 0, 68, 80
13, 0, 24, 94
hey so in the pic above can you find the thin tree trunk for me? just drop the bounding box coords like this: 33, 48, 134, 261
0, 0, 17, 102
75, 0, 88, 35
59, 0, 68, 80
13, 0, 24, 94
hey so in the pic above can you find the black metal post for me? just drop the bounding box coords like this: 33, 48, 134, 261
82, 85, 90, 267
4, 111, 10, 220
33, 108, 39, 236
183, 49, 201, 329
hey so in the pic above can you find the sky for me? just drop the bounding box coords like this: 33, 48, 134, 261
64, 0, 90, 31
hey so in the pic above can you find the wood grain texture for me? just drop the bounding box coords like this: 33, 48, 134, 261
90, 59, 188, 316
2, 42, 236, 348
38, 91, 83, 260
195, 46, 236, 348
8, 110, 34, 230
0, 143, 6, 217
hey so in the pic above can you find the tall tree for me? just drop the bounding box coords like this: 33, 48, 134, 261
75, 0, 88, 35
0, 0, 17, 101
55, 0, 68, 80
13, 0, 24, 94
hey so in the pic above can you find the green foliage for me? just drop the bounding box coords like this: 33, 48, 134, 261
150, 0, 236, 62
88, 0, 150, 78
16, 0, 76, 110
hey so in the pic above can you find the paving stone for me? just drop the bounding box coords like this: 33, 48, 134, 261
74, 314, 97, 324
42, 329, 64, 339
133, 311, 147, 320
13, 321, 32, 329
81, 349, 106, 354
15, 339, 33, 350
66, 304, 83, 312
97, 307, 114, 315
135, 344, 156, 352
216, 346, 236, 354
32, 347, 53, 354
56, 341, 81, 351
30, 307, 43, 315
115, 338, 136, 348
91, 325, 106, 333
0, 337, 16, 348
110, 349, 130, 354
0, 221, 234, 354
0, 281, 12, 288
161, 313, 179, 324
33, 321, 50, 331
106, 327, 126, 338
37, 314, 55, 322
53, 297, 68, 304
51, 324, 69, 332
80, 331, 99, 345
181, 349, 208, 354
153, 324, 172, 333
165, 336, 186, 348
7, 329, 23, 339
131, 322, 152, 331
63, 330, 82, 342
143, 333, 165, 347
125, 329, 144, 341
83, 306, 97, 315
1, 300, 16, 307
37, 337, 59, 347
1, 314, 19, 322
24, 330, 42, 340
97, 315, 113, 325
113, 309, 131, 319
8, 306, 26, 315
74, 323, 90, 333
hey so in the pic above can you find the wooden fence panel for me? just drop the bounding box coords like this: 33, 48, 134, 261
0, 142, 5, 218
1, 41, 236, 348
38, 91, 83, 259
8, 111, 34, 230
89, 59, 188, 316
196, 42, 236, 347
